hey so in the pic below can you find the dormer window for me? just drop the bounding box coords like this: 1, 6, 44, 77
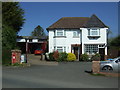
88, 28, 100, 37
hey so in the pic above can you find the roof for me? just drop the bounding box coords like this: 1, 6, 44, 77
17, 36, 48, 39
47, 14, 108, 30
83, 14, 108, 28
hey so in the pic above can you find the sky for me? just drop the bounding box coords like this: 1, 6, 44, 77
18, 2, 118, 38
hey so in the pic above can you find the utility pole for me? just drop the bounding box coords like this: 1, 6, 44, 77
25, 37, 29, 63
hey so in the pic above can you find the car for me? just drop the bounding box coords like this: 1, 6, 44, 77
100, 57, 120, 72
34, 49, 44, 55
107, 58, 114, 61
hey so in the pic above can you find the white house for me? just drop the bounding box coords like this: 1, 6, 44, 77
47, 14, 109, 60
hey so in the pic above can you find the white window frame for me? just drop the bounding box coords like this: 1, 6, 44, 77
73, 31, 79, 37
84, 44, 99, 55
55, 30, 65, 36
88, 28, 100, 36
54, 46, 66, 52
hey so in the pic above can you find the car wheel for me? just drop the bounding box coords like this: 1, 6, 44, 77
102, 66, 113, 71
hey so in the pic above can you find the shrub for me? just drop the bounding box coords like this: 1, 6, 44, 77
91, 53, 101, 61
80, 53, 89, 61
57, 52, 68, 62
2, 47, 12, 65
67, 53, 76, 61
53, 50, 59, 60
49, 52, 55, 61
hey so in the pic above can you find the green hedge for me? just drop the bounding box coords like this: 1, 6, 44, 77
49, 52, 55, 61
48, 52, 78, 62
80, 53, 89, 61
91, 53, 101, 61
2, 47, 11, 65
57, 52, 68, 62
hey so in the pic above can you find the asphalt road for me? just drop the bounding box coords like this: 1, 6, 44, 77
2, 62, 118, 88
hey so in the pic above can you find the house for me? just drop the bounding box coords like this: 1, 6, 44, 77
17, 36, 48, 54
46, 14, 109, 60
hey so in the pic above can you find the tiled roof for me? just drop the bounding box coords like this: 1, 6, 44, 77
47, 14, 108, 30
83, 14, 108, 28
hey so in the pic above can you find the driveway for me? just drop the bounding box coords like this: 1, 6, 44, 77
2, 61, 118, 88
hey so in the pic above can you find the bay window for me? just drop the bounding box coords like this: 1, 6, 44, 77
85, 44, 98, 54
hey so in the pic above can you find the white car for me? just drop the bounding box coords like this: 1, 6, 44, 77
100, 57, 120, 72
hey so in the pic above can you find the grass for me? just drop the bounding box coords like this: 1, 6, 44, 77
3, 62, 31, 67
90, 73, 106, 76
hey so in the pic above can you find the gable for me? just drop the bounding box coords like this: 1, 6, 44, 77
83, 14, 108, 28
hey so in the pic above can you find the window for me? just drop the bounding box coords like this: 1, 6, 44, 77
85, 44, 98, 54
73, 31, 79, 37
54, 46, 66, 52
55, 30, 65, 36
57, 47, 63, 52
88, 28, 100, 36
57, 30, 63, 36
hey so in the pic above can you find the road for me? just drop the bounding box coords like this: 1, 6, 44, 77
2, 61, 118, 88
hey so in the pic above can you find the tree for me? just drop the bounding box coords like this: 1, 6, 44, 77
2, 2, 25, 49
2, 2, 25, 32
31, 25, 46, 38
110, 35, 120, 49
2, 2, 25, 64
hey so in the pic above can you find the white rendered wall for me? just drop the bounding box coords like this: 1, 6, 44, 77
32, 39, 38, 42
17, 39, 26, 42
48, 29, 81, 53
49, 30, 54, 52
81, 28, 108, 55
17, 39, 38, 42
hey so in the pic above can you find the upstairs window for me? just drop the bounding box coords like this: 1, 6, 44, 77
55, 30, 65, 36
57, 30, 63, 36
73, 31, 79, 37
88, 28, 100, 36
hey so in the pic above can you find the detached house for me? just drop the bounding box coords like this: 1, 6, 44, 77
47, 14, 109, 60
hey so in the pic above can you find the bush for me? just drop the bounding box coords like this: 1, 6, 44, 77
2, 47, 12, 65
53, 50, 59, 60
91, 53, 101, 61
57, 52, 68, 62
80, 53, 89, 61
67, 53, 76, 61
49, 53, 55, 61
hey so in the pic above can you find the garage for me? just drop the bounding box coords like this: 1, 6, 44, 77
17, 36, 48, 54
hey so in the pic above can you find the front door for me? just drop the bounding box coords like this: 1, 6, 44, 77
73, 47, 79, 59
99, 48, 105, 60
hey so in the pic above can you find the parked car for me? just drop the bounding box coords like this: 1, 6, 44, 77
107, 58, 114, 61
100, 57, 120, 72
34, 49, 44, 55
